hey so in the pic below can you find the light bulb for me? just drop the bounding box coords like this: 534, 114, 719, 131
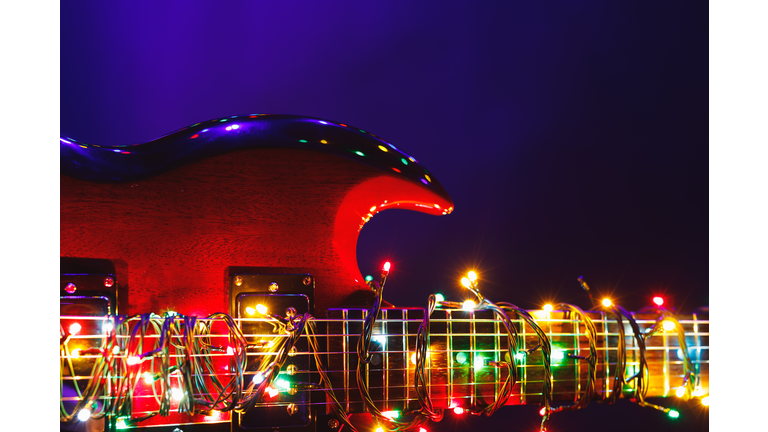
653, 296, 664, 306
103, 322, 113, 333
112, 345, 120, 354
467, 271, 477, 282
693, 387, 705, 396
662, 320, 676, 331
411, 352, 417, 365
381, 411, 400, 419
77, 408, 91, 421
668, 409, 680, 418
456, 352, 468, 364
462, 300, 476, 310
676, 387, 686, 398
71, 348, 81, 359
373, 335, 387, 347
266, 386, 279, 398
701, 396, 709, 406
461, 277, 471, 288
69, 322, 82, 335
453, 407, 465, 415
383, 262, 391, 272
434, 293, 445, 303
143, 372, 154, 384
255, 304, 268, 315
171, 387, 184, 401
126, 356, 141, 365
375, 427, 384, 432
602, 298, 612, 307
245, 306, 256, 316
539, 407, 546, 416
543, 304, 553, 313
419, 428, 428, 432
552, 350, 564, 362
253, 372, 265, 384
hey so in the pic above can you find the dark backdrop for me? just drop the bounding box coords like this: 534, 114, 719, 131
61, 2, 708, 431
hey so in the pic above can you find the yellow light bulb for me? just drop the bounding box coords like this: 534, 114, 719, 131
602, 298, 612, 307
462, 300, 476, 310
676, 387, 686, 398
143, 372, 154, 384
461, 277, 471, 288
245, 306, 256, 316
375, 427, 384, 432
411, 352, 417, 365
543, 304, 553, 313
701, 396, 709, 406
662, 320, 676, 331
71, 348, 81, 359
467, 271, 477, 282
171, 387, 183, 401
255, 304, 268, 315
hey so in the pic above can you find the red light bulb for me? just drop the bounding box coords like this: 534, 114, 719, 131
453, 407, 464, 415
383, 262, 391, 272
653, 296, 664, 306
539, 407, 546, 416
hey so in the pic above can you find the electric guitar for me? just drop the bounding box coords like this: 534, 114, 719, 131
60, 114, 709, 432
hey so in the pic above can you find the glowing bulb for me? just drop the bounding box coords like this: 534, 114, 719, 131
143, 372, 154, 384
668, 409, 680, 418
461, 277, 471, 288
103, 322, 113, 333
375, 427, 384, 432
226, 346, 235, 355
676, 387, 686, 398
112, 345, 120, 354
171, 387, 184, 401
552, 350, 564, 362
474, 355, 486, 369
701, 396, 709, 406
543, 304, 553, 313
71, 348, 81, 359
378, 145, 388, 152
467, 271, 477, 282
383, 262, 391, 272
115, 418, 128, 429
515, 352, 525, 361
411, 353, 417, 365
662, 320, 676, 331
275, 379, 290, 390
256, 304, 268, 315
126, 356, 141, 365
693, 387, 705, 397
373, 335, 386, 347
245, 306, 256, 316
382, 411, 400, 419
77, 408, 91, 421
365, 275, 373, 282
602, 298, 612, 307
253, 372, 265, 384
267, 386, 279, 398
453, 407, 464, 415
653, 296, 664, 306
539, 407, 546, 416
462, 300, 476, 310
434, 293, 445, 303
69, 322, 82, 335
456, 352, 468, 364
419, 428, 427, 432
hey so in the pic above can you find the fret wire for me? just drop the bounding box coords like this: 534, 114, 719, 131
521, 309, 527, 405
470, 308, 475, 407
403, 309, 408, 408
602, 310, 609, 399
383, 309, 389, 411
572, 310, 580, 402
663, 318, 670, 396
448, 309, 453, 408
343, 308, 349, 412
493, 312, 499, 405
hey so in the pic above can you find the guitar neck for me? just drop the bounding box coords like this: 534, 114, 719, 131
322, 307, 709, 414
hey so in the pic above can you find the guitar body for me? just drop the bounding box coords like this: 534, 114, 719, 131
61, 115, 454, 317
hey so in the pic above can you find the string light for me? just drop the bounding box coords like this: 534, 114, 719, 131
543, 304, 553, 313
434, 293, 445, 303
77, 409, 91, 421
171, 387, 184, 401
461, 277, 471, 288
255, 304, 268, 315
462, 300, 476, 310
266, 386, 279, 398
143, 372, 154, 384
126, 356, 141, 365
383, 261, 391, 272
381, 410, 400, 419
668, 410, 680, 419
702, 396, 710, 406
675, 387, 686, 398
69, 322, 82, 335
252, 372, 265, 384
453, 407, 465, 415
375, 426, 384, 432
662, 320, 676, 331
653, 296, 664, 306
602, 298, 612, 307
468, 271, 477, 282
70, 348, 81, 359
245, 306, 256, 315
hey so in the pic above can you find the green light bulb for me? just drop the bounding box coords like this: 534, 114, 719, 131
434, 293, 445, 303
365, 275, 373, 282
456, 352, 468, 364
668, 410, 680, 419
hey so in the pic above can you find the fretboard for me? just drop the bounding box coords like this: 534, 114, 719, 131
321, 307, 709, 415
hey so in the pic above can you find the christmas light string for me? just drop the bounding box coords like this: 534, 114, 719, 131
60, 268, 706, 431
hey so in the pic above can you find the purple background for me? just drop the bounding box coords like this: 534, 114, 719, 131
61, 2, 708, 431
